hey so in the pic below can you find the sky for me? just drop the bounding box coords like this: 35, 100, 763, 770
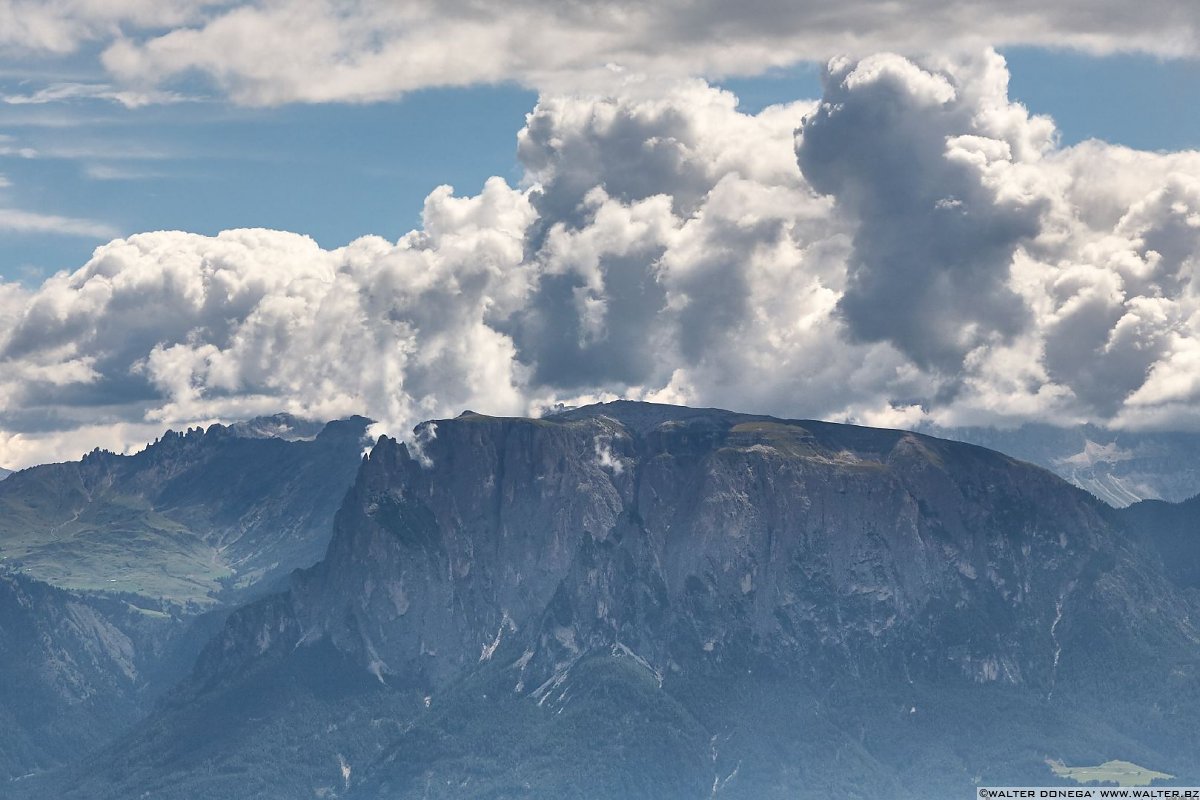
2, 1, 1200, 468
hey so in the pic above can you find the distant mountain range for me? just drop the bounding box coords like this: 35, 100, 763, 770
0, 414, 371, 781
0, 413, 372, 607
11, 402, 1194, 800
930, 424, 1200, 507
6, 419, 1192, 510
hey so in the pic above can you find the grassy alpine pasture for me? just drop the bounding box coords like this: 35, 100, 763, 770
1048, 758, 1174, 787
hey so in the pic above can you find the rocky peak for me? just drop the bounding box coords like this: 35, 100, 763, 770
66, 403, 1200, 799
218, 403, 1146, 701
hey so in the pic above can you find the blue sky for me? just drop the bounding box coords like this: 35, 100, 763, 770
0, 83, 537, 282
6, 0, 1200, 467
1, 48, 1197, 284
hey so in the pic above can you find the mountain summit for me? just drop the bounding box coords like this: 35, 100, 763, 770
34, 403, 1200, 798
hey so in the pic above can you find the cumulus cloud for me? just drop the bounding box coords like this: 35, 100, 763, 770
507, 81, 819, 391
797, 53, 1044, 372
3, 1, 1200, 105
6, 50, 1200, 467
0, 178, 536, 466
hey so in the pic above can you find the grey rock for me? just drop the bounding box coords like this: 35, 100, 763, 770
61, 403, 1200, 799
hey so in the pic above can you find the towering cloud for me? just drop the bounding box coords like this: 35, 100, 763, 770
0, 179, 538, 466
3, 51, 1200, 468
798, 53, 1043, 372
509, 81, 817, 390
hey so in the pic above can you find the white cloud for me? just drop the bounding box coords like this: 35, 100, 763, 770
0, 0, 219, 55
1, 81, 190, 108
0, 207, 117, 236
0, 178, 536, 467
83, 163, 170, 181
0, 134, 38, 159
6, 50, 1200, 468
2, 1, 1200, 105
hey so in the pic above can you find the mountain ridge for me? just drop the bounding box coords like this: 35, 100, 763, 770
0, 414, 372, 782
927, 423, 1200, 507
51, 402, 1200, 799
0, 414, 372, 607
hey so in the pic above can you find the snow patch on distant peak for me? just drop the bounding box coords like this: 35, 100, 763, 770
531, 658, 578, 707
480, 612, 516, 662
513, 648, 535, 671
361, 635, 389, 685
337, 754, 351, 790
1055, 439, 1134, 469
228, 413, 325, 441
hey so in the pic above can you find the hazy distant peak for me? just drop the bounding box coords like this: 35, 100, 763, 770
150, 414, 371, 449
926, 423, 1200, 507
225, 413, 328, 442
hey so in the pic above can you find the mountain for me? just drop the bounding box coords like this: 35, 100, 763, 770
0, 571, 210, 783
929, 423, 1200, 507
226, 412, 329, 442
1118, 495, 1200, 590
49, 402, 1200, 800
0, 415, 372, 608
0, 467, 11, 481
0, 415, 371, 782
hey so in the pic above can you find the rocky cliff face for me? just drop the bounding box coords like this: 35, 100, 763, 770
0, 415, 371, 783
58, 403, 1200, 799
245, 405, 1165, 694
0, 571, 218, 781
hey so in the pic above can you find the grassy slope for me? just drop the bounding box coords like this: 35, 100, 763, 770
0, 418, 370, 608
0, 466, 229, 606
